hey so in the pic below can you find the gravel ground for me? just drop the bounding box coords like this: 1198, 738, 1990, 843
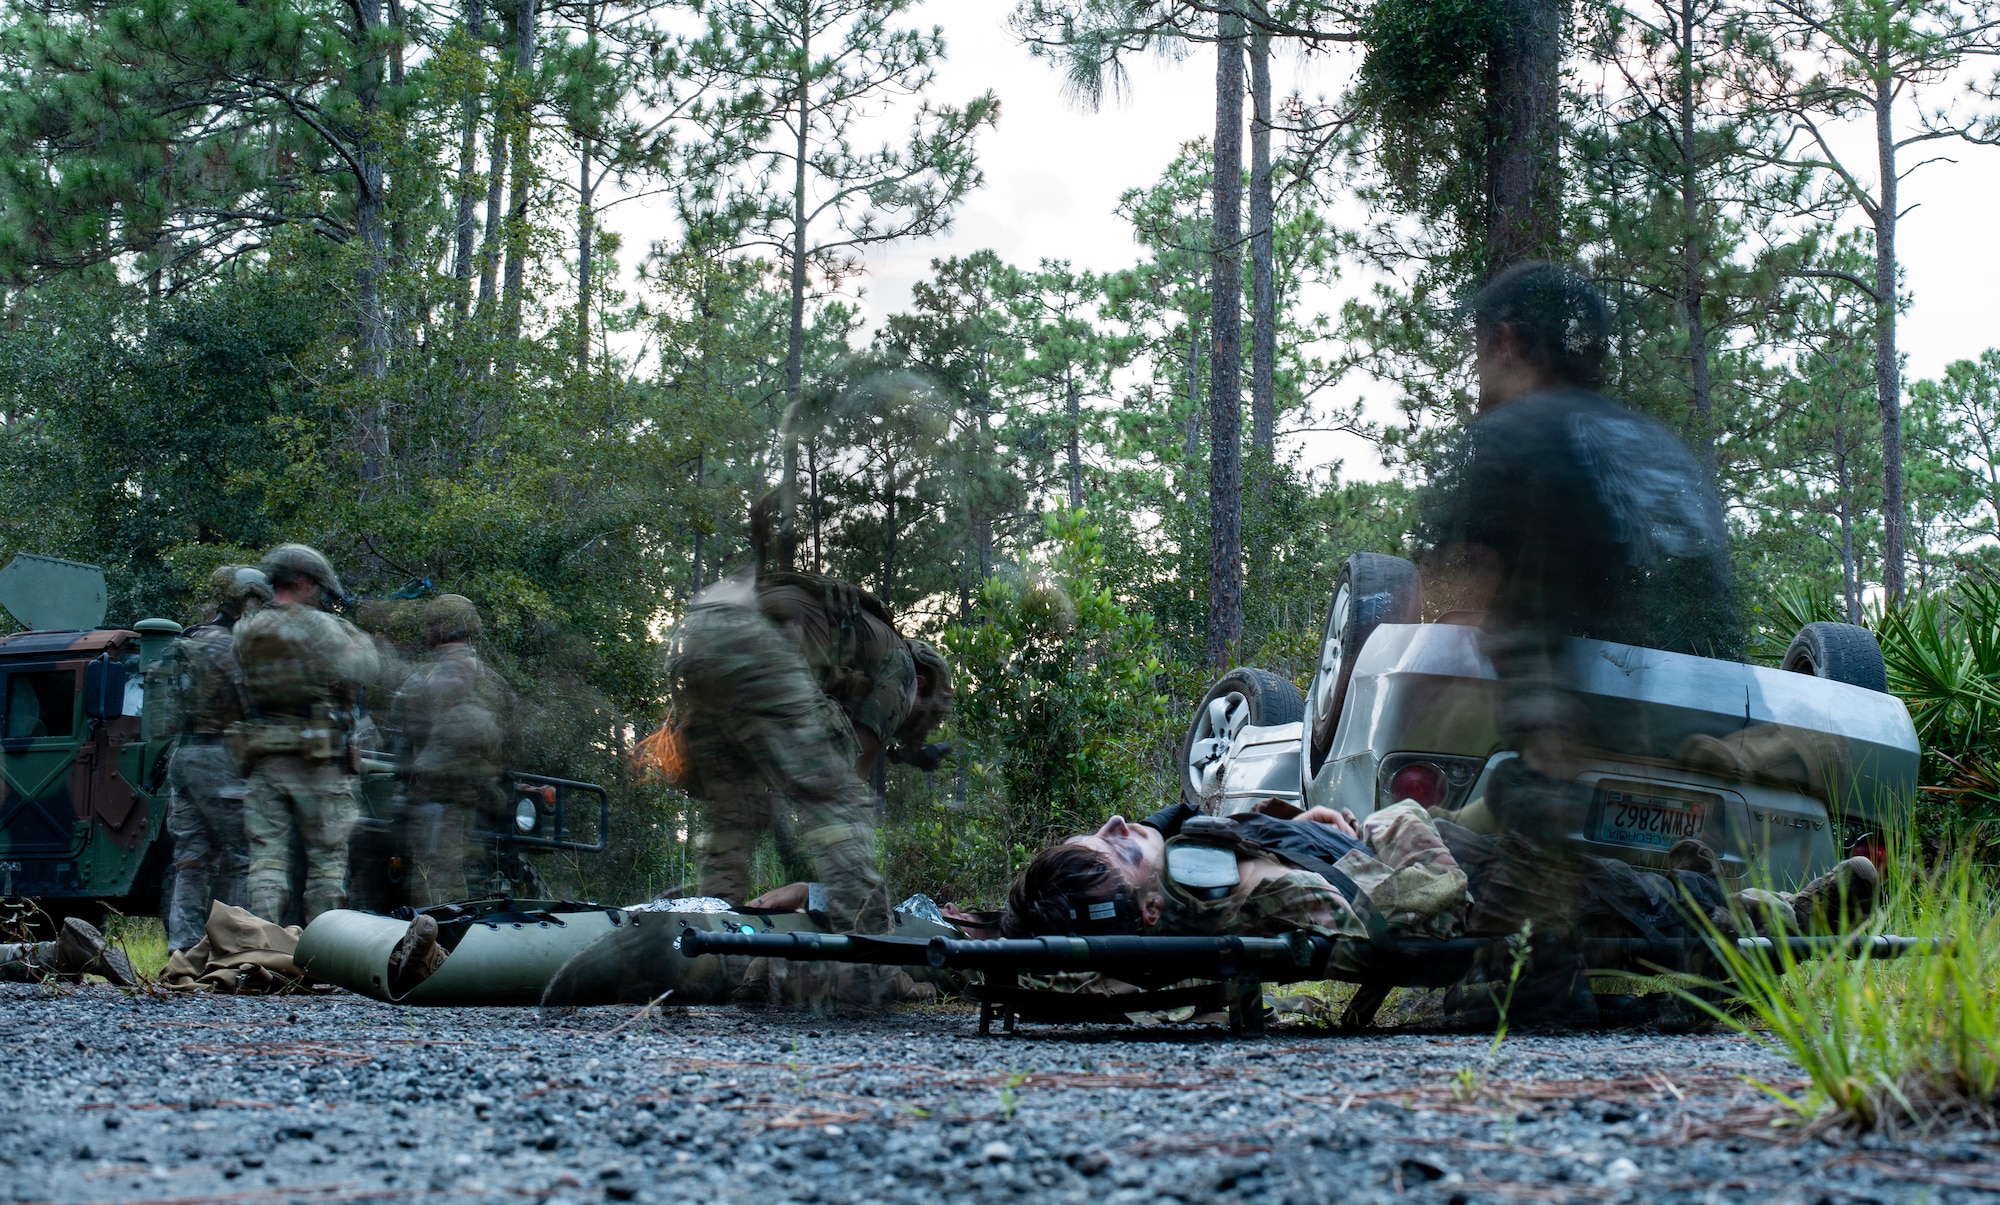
3, 984, 1996, 1205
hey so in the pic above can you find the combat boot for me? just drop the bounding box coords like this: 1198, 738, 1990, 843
1786, 856, 1880, 934
1667, 838, 1721, 879
387, 914, 447, 994
54, 917, 138, 986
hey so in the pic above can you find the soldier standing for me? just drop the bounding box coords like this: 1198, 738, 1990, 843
231, 544, 379, 924
667, 493, 952, 932
392, 595, 507, 905
162, 565, 272, 952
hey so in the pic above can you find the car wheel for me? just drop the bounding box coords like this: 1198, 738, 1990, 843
1304, 553, 1423, 782
1181, 667, 1306, 807
1781, 621, 1888, 693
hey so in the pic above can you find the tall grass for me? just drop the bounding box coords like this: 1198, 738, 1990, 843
1687, 841, 2000, 1132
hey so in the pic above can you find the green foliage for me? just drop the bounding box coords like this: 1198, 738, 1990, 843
903, 511, 1169, 901
1758, 577, 2000, 840
1357, 0, 1502, 114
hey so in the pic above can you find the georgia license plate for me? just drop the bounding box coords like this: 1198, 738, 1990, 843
1592, 783, 1712, 850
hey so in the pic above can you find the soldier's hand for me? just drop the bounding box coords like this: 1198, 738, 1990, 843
743, 882, 812, 912
1298, 806, 1359, 838
888, 741, 952, 772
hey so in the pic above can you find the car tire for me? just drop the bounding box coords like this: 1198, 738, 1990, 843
1304, 553, 1423, 782
1181, 667, 1306, 807
1781, 621, 1888, 693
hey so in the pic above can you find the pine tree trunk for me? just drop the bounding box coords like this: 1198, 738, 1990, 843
1184, 314, 1202, 462
809, 440, 823, 573
353, 0, 391, 483
577, 137, 594, 372
1207, 8, 1246, 669
476, 8, 511, 321
691, 450, 706, 593
451, 0, 485, 320
1066, 370, 1083, 509
1872, 68, 1906, 601
779, 20, 812, 571
882, 465, 898, 601
501, 0, 536, 343
1248, 23, 1276, 457
1484, 0, 1564, 268
1677, 0, 1716, 478
1834, 428, 1861, 623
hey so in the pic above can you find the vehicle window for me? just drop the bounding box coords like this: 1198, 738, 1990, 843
4, 671, 77, 739
121, 654, 143, 716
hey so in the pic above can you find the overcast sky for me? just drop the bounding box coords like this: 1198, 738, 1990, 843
617, 0, 2000, 480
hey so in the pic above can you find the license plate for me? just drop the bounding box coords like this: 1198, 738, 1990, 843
1592, 783, 1712, 850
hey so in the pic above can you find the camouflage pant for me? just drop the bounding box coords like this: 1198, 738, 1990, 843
670, 600, 890, 931
165, 743, 249, 951
244, 755, 359, 924
401, 799, 478, 908
0, 941, 56, 981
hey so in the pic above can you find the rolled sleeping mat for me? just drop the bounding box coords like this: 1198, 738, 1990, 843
295, 904, 624, 1005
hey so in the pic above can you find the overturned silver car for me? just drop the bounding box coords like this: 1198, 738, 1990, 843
1181, 554, 1918, 889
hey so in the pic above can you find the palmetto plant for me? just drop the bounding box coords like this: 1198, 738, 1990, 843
1765, 576, 2000, 832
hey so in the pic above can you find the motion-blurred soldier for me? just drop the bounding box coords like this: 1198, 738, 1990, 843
666, 493, 952, 932
231, 544, 379, 924
392, 594, 507, 905
162, 565, 272, 952
1419, 262, 1737, 1022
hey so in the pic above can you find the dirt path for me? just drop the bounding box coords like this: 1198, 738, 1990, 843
3, 985, 1994, 1203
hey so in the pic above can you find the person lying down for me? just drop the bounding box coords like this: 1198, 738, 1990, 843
1001, 796, 1881, 1023
358, 796, 1877, 1018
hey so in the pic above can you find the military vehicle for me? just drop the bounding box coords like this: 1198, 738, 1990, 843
0, 554, 609, 928
0, 555, 179, 920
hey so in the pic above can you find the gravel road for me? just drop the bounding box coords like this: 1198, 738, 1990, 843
4, 984, 1995, 1204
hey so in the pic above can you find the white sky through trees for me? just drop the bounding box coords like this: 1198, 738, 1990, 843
620, 0, 2000, 481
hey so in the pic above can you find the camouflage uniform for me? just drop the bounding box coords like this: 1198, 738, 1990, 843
163, 622, 253, 950
669, 573, 914, 932
393, 643, 506, 905
1155, 803, 1469, 978
233, 601, 378, 923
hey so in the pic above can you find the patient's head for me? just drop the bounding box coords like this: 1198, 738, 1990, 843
1000, 815, 1167, 937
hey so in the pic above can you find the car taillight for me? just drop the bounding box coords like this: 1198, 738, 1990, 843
1848, 834, 1887, 868
1387, 761, 1447, 809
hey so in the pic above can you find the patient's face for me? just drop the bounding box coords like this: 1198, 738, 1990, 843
1066, 815, 1165, 894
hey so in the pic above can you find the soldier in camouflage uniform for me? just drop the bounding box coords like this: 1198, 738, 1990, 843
1002, 800, 1469, 978
232, 545, 379, 924
391, 595, 508, 905
668, 499, 952, 932
162, 565, 273, 952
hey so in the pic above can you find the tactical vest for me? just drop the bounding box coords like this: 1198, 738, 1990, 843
755, 571, 902, 710
154, 622, 246, 739
1157, 815, 1396, 951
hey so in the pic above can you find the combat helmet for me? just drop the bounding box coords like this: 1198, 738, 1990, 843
202, 564, 274, 621
422, 593, 482, 646
260, 543, 345, 601
899, 638, 953, 741
224, 566, 273, 617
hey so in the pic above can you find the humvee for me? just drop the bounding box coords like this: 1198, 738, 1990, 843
0, 554, 609, 928
0, 555, 178, 919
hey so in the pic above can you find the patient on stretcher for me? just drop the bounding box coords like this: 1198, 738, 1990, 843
1000, 797, 1881, 951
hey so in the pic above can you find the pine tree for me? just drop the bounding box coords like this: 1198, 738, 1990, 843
684, 0, 997, 562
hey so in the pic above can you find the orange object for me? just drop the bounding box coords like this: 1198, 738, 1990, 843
633, 718, 689, 788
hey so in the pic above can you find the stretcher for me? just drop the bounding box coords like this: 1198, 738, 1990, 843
675, 928, 1932, 1036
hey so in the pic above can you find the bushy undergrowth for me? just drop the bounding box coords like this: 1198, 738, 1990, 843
1691, 841, 2000, 1133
